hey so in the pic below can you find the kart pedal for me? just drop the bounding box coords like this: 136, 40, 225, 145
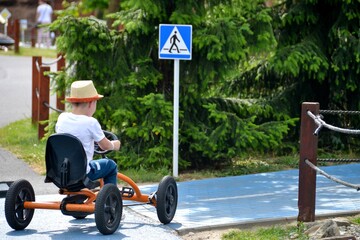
121, 187, 134, 198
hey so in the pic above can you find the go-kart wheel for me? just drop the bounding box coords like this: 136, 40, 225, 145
156, 176, 178, 224
95, 184, 122, 235
94, 131, 118, 155
72, 214, 87, 220
5, 179, 35, 230
60, 194, 89, 220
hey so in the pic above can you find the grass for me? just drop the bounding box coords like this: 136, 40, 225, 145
0, 46, 57, 58
221, 214, 360, 239
222, 224, 308, 240
350, 215, 360, 225
0, 119, 46, 174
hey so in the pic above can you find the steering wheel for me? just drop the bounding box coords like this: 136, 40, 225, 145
94, 130, 118, 155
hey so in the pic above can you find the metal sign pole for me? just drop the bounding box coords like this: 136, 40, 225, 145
173, 59, 180, 177
4, 21, 7, 36
159, 24, 192, 178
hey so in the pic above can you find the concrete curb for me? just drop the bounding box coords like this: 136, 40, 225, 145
176, 210, 360, 235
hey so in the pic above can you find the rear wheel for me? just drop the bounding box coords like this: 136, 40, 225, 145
95, 184, 122, 235
60, 194, 90, 219
156, 176, 178, 224
5, 179, 35, 230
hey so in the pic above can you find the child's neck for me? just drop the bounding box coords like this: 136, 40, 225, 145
72, 107, 91, 117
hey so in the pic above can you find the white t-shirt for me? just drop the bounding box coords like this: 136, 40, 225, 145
55, 112, 105, 173
37, 3, 53, 24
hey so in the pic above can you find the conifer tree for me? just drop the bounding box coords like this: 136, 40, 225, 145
230, 0, 360, 114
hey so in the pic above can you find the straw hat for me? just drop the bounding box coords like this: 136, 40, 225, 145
66, 80, 103, 103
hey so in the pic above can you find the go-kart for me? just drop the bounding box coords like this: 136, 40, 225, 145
4, 131, 178, 235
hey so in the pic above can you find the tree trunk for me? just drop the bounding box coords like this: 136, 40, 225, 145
107, 0, 121, 29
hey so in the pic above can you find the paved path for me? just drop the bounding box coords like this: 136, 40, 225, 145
0, 55, 32, 127
1, 55, 360, 239
0, 55, 56, 128
134, 164, 360, 233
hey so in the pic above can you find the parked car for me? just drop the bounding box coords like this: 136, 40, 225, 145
0, 33, 14, 50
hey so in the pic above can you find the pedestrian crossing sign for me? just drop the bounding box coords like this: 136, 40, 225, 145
159, 24, 192, 60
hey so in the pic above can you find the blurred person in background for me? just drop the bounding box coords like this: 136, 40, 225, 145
36, 0, 53, 48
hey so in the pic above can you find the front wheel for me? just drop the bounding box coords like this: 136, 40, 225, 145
156, 176, 178, 224
95, 184, 123, 235
5, 179, 35, 230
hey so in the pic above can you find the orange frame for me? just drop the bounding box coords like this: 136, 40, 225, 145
23, 172, 156, 214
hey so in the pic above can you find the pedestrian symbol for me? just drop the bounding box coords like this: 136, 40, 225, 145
159, 24, 192, 60
169, 30, 180, 53
161, 27, 189, 55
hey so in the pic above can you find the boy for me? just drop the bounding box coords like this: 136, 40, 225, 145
56, 80, 121, 185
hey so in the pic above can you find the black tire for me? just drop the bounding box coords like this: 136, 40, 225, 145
60, 195, 89, 220
5, 179, 35, 230
72, 214, 87, 220
156, 176, 178, 224
95, 184, 122, 235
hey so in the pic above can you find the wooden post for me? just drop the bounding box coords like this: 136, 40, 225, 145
14, 19, 20, 53
31, 28, 36, 48
6, 19, 14, 38
32, 56, 42, 125
297, 102, 319, 222
56, 53, 65, 111
38, 66, 50, 140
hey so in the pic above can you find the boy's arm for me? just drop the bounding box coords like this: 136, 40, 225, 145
97, 137, 121, 151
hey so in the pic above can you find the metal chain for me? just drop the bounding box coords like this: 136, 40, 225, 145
320, 110, 360, 115
318, 158, 360, 163
305, 160, 360, 191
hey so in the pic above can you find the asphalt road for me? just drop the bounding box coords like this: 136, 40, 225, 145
0, 55, 57, 128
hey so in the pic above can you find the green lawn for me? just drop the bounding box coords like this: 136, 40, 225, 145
0, 46, 57, 58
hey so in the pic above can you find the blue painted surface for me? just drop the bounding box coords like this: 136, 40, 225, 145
1, 162, 360, 238
130, 163, 360, 231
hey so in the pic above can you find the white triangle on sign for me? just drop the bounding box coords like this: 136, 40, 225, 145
160, 26, 190, 55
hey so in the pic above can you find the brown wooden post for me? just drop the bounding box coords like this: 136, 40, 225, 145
14, 19, 20, 53
32, 56, 42, 125
6, 19, 14, 39
298, 102, 319, 222
56, 53, 65, 111
38, 66, 50, 140
31, 28, 36, 48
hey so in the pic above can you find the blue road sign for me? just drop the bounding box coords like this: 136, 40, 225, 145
159, 24, 192, 60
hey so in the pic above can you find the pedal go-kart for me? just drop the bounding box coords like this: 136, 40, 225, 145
4, 131, 178, 235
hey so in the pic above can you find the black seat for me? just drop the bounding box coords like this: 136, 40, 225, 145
45, 133, 98, 192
